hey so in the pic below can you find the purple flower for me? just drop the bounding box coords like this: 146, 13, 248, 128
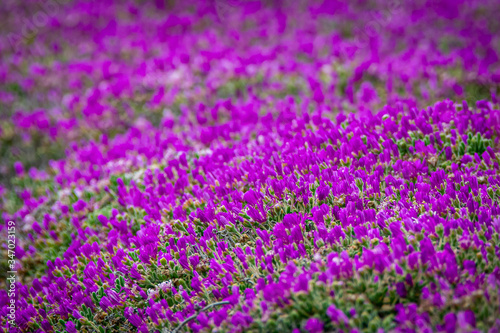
14, 161, 24, 176
41, 320, 52, 332
290, 225, 304, 244
243, 190, 261, 206
128, 313, 143, 327
445, 146, 453, 160
396, 282, 407, 298
213, 308, 228, 327
457, 310, 476, 328
327, 304, 349, 325
100, 296, 113, 312
231, 311, 253, 328
441, 313, 457, 333
283, 213, 300, 229
97, 214, 109, 226
304, 318, 324, 333
66, 321, 77, 333
72, 199, 87, 212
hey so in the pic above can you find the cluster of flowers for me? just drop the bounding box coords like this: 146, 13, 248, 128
1, 0, 500, 332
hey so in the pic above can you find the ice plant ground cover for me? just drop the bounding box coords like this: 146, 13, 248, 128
1, 0, 500, 332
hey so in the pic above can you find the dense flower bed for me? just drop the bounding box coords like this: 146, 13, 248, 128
1, 0, 500, 332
